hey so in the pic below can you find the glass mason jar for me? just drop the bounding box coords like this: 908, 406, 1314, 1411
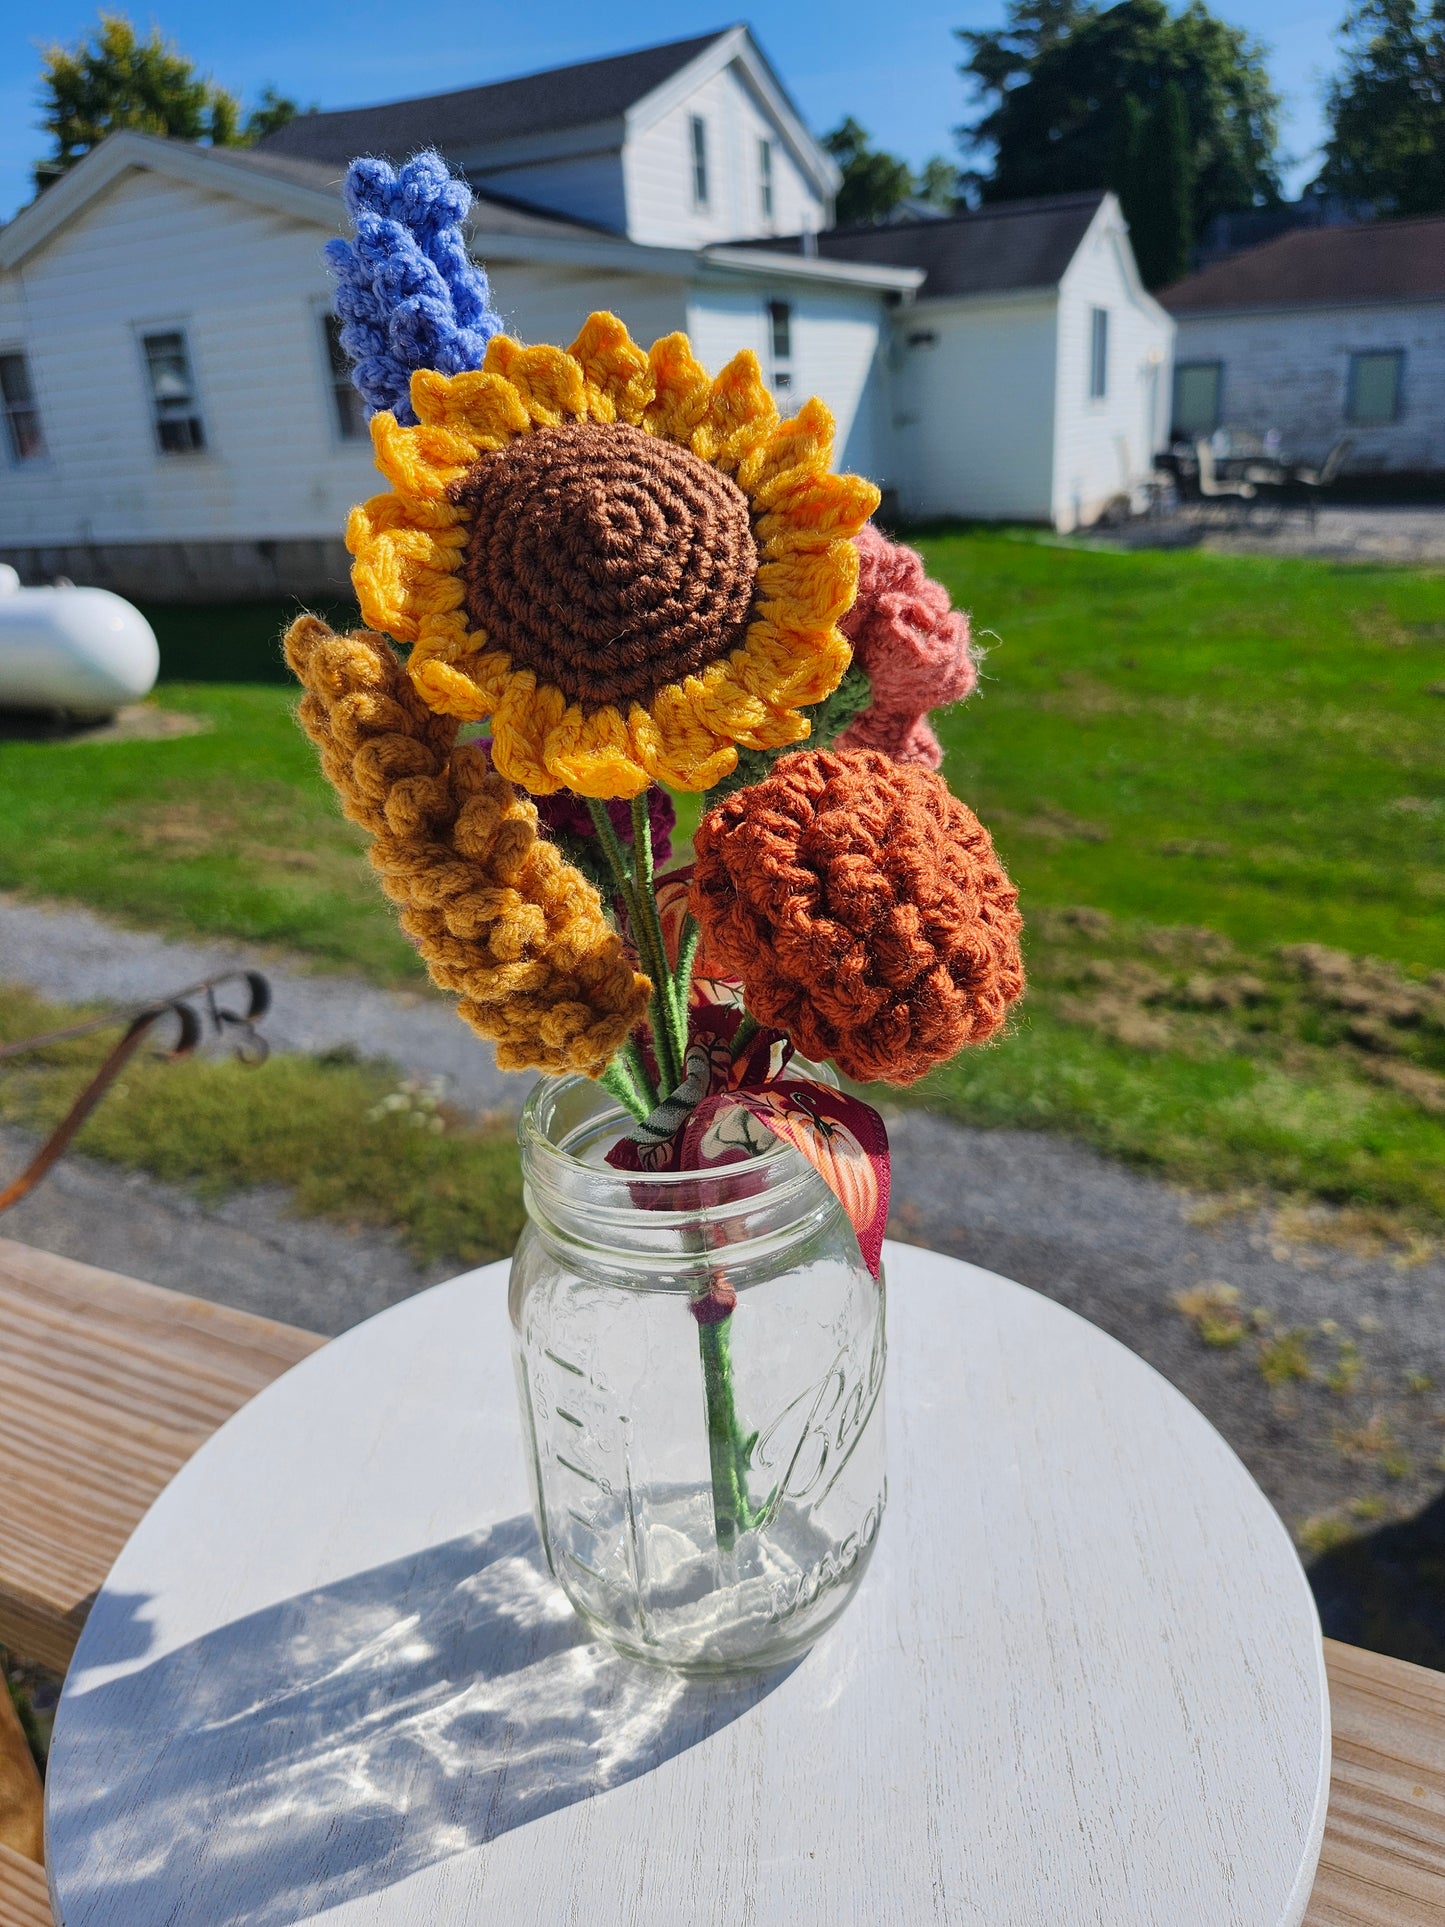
510, 1073, 887, 1674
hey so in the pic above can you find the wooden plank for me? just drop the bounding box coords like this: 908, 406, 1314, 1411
0, 1843, 51, 1927
0, 1238, 323, 1674
1305, 1637, 1445, 1925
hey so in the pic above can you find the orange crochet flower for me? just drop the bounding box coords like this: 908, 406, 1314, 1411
689, 747, 1024, 1084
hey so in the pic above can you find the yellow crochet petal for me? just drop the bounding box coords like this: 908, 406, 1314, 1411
348, 500, 462, 644
407, 654, 492, 721
755, 541, 860, 628
569, 312, 655, 425
760, 470, 880, 545
369, 412, 476, 500
490, 671, 563, 793
410, 368, 531, 448
738, 397, 836, 502
690, 351, 777, 468
545, 706, 652, 799
644, 333, 711, 444
499, 345, 589, 427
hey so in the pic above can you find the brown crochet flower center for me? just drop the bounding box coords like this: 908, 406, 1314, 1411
454, 421, 759, 712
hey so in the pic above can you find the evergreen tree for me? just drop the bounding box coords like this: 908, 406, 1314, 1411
1319, 0, 1445, 216
1129, 81, 1194, 286
34, 12, 304, 190
957, 0, 1280, 243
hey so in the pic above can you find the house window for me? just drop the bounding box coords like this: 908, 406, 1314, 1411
141, 329, 205, 454
759, 138, 774, 222
322, 314, 366, 440
1088, 307, 1109, 400
767, 299, 793, 394
690, 114, 709, 208
0, 351, 45, 463
1173, 361, 1223, 438
1346, 350, 1403, 425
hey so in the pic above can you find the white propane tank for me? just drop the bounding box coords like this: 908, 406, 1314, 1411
0, 571, 160, 717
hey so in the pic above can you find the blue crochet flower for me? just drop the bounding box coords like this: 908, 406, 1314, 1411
325, 151, 503, 426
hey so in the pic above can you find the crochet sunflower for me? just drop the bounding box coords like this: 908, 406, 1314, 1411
347, 319, 878, 800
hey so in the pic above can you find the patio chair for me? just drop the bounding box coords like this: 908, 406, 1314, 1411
1194, 438, 1256, 523
1290, 436, 1353, 528
0, 1232, 1443, 1923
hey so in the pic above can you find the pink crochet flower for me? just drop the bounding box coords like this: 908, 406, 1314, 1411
836, 524, 977, 768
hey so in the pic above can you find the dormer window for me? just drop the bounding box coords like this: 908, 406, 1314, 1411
758, 138, 774, 222
690, 114, 709, 208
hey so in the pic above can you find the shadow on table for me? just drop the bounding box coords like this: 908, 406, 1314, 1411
49, 1515, 792, 1927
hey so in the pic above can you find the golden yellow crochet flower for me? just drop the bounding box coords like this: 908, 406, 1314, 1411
347, 312, 880, 798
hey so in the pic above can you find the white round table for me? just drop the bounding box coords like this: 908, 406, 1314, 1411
45, 1244, 1329, 1926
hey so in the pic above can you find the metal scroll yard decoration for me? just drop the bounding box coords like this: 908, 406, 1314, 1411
0, 971, 271, 1214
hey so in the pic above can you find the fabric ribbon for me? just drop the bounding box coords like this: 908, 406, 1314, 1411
606, 998, 890, 1278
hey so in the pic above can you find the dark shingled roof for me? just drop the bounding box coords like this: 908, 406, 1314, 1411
1161, 214, 1445, 313
255, 30, 731, 166
729, 192, 1105, 298
205, 144, 609, 238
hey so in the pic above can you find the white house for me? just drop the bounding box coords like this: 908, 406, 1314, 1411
1161, 214, 1445, 476
740, 193, 1175, 529
0, 27, 1172, 598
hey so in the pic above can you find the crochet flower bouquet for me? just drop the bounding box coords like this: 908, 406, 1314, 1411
286, 155, 1024, 1582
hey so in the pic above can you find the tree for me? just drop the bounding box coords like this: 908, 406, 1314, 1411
1319, 0, 1445, 216
957, 0, 1281, 247
1117, 80, 1194, 285
824, 118, 914, 224
34, 12, 303, 190
823, 118, 958, 224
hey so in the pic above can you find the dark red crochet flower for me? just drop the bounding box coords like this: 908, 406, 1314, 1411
836, 524, 976, 769
690, 748, 1023, 1085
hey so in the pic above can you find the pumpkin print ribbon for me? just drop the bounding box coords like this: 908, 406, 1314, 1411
606, 1000, 890, 1278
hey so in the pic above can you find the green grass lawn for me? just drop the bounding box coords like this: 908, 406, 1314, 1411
0, 539, 1441, 1229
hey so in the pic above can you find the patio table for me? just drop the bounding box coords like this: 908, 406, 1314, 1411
43, 1244, 1330, 1926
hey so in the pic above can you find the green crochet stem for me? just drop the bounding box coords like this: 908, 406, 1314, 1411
587, 789, 754, 1554
697, 1311, 757, 1552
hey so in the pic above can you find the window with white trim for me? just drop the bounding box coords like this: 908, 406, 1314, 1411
0, 351, 45, 463
322, 314, 366, 440
690, 114, 709, 208
758, 138, 774, 223
1088, 307, 1109, 401
141, 329, 206, 454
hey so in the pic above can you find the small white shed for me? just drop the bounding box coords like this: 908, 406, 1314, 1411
740, 193, 1175, 530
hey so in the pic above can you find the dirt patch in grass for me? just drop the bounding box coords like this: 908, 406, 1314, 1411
0, 983, 523, 1267
923, 904, 1445, 1233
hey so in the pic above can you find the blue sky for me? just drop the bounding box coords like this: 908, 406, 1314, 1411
0, 0, 1340, 225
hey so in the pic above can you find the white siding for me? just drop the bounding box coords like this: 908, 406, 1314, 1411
889, 295, 1059, 523
625, 62, 823, 249
1052, 207, 1174, 530
0, 169, 376, 548
486, 263, 688, 358
471, 151, 628, 235
1171, 302, 1445, 473
685, 284, 887, 483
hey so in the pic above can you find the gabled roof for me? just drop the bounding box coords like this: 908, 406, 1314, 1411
208, 145, 610, 240
731, 192, 1107, 300
1161, 213, 1445, 314
0, 128, 908, 292
256, 29, 732, 164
